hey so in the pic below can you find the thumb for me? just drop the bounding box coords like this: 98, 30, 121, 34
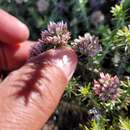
0, 48, 77, 130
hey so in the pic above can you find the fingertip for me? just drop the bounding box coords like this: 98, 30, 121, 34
0, 9, 30, 44
0, 47, 77, 130
30, 47, 78, 81
15, 21, 30, 43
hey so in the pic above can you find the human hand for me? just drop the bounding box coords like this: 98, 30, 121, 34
0, 9, 77, 130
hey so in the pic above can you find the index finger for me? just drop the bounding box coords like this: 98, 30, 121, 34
0, 9, 29, 45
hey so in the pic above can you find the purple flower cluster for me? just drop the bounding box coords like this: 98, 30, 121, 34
93, 73, 120, 101
30, 21, 102, 59
116, 0, 122, 4
88, 107, 102, 120
72, 33, 102, 57
30, 21, 71, 57
90, 10, 104, 26
41, 21, 71, 46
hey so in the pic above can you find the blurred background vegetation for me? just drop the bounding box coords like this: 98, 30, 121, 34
0, 0, 119, 40
1, 0, 130, 130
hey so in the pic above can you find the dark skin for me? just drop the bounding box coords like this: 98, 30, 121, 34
0, 9, 77, 130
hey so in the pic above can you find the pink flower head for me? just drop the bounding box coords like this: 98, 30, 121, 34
71, 33, 102, 57
41, 21, 71, 46
93, 73, 120, 101
30, 21, 71, 57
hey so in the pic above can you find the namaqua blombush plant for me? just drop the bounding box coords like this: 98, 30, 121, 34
93, 73, 120, 102
4, 0, 130, 129
30, 21, 102, 59
30, 21, 71, 57
41, 21, 71, 46
30, 19, 130, 130
71, 33, 102, 57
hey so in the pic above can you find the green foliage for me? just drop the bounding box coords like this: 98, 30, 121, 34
80, 119, 106, 130
64, 77, 78, 99
111, 1, 126, 27
79, 83, 91, 97
111, 4, 125, 19
119, 117, 130, 130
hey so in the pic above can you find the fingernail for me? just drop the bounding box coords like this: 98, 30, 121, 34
41, 48, 77, 81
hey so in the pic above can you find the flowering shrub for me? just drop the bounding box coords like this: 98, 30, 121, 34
72, 33, 102, 57
93, 73, 120, 101
41, 21, 71, 46
30, 21, 71, 57
1, 0, 130, 130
